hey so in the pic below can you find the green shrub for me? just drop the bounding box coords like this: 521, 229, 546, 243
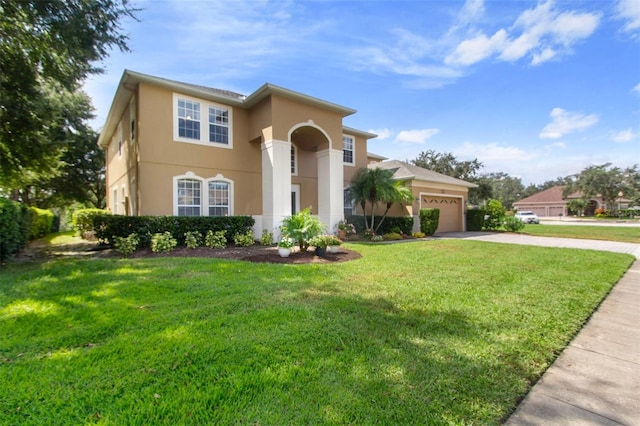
383, 232, 403, 240
345, 215, 413, 235
205, 230, 227, 249
259, 229, 273, 246
280, 208, 325, 251
0, 198, 27, 261
93, 215, 254, 247
466, 209, 485, 231
113, 233, 140, 257
503, 216, 525, 232
419, 208, 440, 236
412, 231, 426, 238
151, 232, 177, 253
72, 208, 111, 236
483, 199, 505, 231
184, 231, 202, 249
27, 207, 54, 240
234, 230, 255, 247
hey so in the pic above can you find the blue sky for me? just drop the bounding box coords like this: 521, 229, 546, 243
85, 0, 640, 185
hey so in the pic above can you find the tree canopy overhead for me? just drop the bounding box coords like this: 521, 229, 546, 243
0, 0, 137, 202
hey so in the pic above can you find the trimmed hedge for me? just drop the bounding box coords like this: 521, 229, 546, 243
466, 209, 485, 231
93, 215, 255, 248
28, 207, 54, 240
0, 198, 27, 261
345, 215, 413, 235
72, 208, 111, 235
419, 208, 440, 236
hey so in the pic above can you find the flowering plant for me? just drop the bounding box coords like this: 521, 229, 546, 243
325, 235, 342, 246
336, 220, 356, 234
278, 236, 295, 248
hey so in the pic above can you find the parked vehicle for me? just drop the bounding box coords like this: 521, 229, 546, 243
514, 211, 540, 224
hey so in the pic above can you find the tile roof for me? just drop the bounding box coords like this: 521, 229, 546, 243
514, 186, 566, 204
369, 160, 477, 188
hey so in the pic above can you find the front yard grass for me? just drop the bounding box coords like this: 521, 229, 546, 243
0, 240, 634, 424
520, 224, 640, 243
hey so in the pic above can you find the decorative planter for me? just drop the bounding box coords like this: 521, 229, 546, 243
327, 245, 340, 254
337, 229, 347, 239
315, 247, 327, 257
278, 247, 291, 258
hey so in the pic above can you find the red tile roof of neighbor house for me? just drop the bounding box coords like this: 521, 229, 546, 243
515, 186, 566, 204
515, 185, 584, 205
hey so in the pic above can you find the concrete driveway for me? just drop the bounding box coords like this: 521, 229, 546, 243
439, 232, 640, 259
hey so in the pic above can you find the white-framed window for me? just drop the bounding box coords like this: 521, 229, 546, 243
344, 187, 354, 217
130, 97, 136, 143
173, 94, 232, 148
112, 187, 118, 214
177, 178, 202, 216
174, 173, 234, 216
121, 185, 126, 215
117, 123, 123, 158
291, 144, 297, 175
208, 181, 230, 216
343, 135, 354, 165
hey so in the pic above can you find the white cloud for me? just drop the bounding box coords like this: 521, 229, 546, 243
369, 128, 393, 140
454, 142, 536, 162
632, 83, 640, 95
447, 1, 600, 67
445, 30, 508, 66
544, 141, 567, 149
615, 0, 640, 32
611, 128, 636, 143
539, 108, 599, 139
394, 129, 440, 144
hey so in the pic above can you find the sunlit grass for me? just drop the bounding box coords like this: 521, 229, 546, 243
520, 224, 640, 243
0, 241, 633, 424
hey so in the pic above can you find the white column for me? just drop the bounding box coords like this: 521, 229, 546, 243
261, 139, 291, 237
316, 148, 344, 233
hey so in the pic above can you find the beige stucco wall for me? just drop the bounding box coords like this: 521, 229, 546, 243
103, 77, 375, 220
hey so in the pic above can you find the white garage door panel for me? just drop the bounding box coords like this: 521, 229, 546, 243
420, 196, 462, 233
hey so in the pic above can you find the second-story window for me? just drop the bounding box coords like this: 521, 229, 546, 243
343, 135, 354, 165
177, 98, 201, 140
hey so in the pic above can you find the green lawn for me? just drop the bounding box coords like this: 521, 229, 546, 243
520, 224, 640, 243
0, 241, 634, 425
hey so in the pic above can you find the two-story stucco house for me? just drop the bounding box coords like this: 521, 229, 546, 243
98, 70, 377, 236
99, 70, 476, 235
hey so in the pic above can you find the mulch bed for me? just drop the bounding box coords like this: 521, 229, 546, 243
127, 245, 362, 264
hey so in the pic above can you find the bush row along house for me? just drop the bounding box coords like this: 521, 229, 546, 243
99, 70, 476, 235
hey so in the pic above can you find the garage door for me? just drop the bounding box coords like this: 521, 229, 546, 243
420, 195, 462, 233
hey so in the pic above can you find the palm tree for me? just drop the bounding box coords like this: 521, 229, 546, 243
374, 180, 414, 233
350, 168, 413, 233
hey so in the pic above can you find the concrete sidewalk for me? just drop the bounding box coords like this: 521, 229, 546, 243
505, 259, 640, 425
438, 232, 640, 425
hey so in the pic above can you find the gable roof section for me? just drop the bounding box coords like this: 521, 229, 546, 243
370, 160, 477, 188
99, 69, 357, 147
514, 186, 566, 205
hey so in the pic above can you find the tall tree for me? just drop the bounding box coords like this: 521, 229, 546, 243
483, 172, 525, 210
411, 150, 483, 181
564, 163, 637, 211
0, 0, 136, 187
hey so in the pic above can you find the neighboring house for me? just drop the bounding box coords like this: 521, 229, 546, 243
513, 185, 629, 217
98, 70, 376, 236
368, 160, 477, 233
99, 70, 476, 236
513, 186, 570, 217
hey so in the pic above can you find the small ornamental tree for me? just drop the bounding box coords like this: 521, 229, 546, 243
483, 199, 506, 231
